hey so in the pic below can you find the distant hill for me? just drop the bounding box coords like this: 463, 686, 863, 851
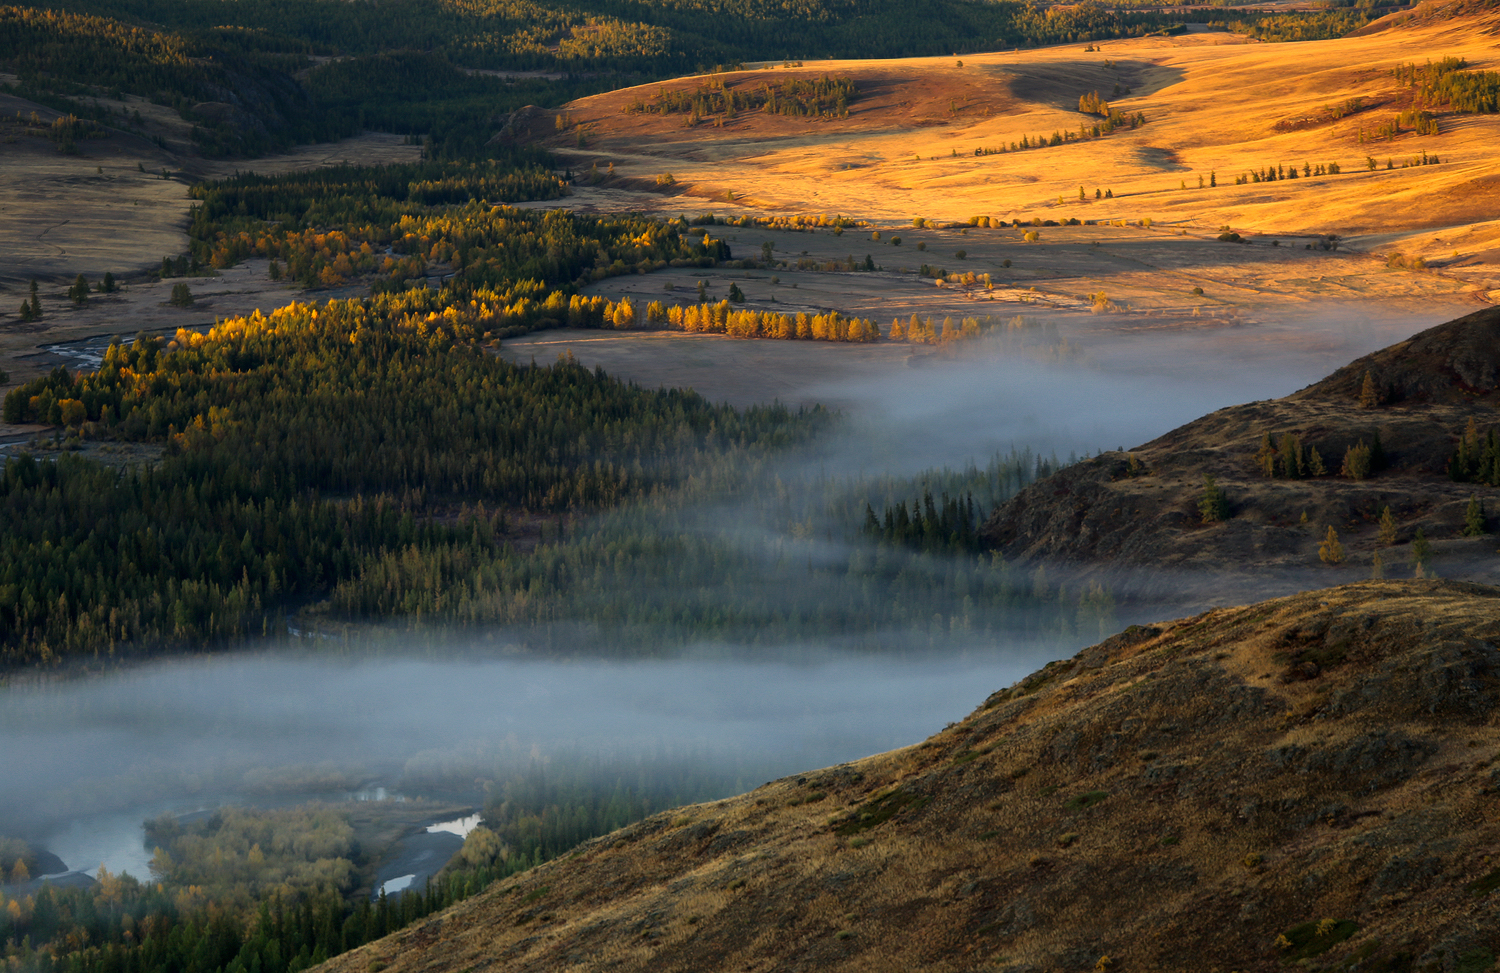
978, 306, 1500, 599
1350, 0, 1500, 35
317, 579, 1500, 973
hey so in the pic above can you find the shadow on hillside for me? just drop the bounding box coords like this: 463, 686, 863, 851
1033, 237, 1355, 274
1004, 60, 1186, 108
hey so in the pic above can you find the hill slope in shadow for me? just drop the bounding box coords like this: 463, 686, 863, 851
319, 580, 1500, 973
979, 306, 1500, 601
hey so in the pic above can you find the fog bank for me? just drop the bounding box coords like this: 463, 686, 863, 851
2, 641, 1063, 865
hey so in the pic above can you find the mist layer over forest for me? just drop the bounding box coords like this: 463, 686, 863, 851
780, 302, 1447, 474
0, 298, 1459, 877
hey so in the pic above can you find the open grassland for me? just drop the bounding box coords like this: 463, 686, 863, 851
8, 14, 1500, 434
0, 81, 419, 287
498, 218, 1480, 410
553, 16, 1500, 248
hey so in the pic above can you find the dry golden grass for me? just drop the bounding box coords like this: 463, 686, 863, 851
0, 83, 418, 288
317, 579, 1500, 973
492, 14, 1500, 389
552, 14, 1500, 251
979, 304, 1500, 595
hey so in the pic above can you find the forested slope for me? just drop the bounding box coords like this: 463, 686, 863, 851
1, 0, 1395, 157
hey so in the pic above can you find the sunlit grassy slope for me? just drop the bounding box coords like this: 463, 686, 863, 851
551, 12, 1500, 252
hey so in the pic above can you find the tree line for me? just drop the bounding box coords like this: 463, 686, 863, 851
186, 162, 728, 314
1450, 419, 1500, 486
0, 302, 826, 665
624, 74, 858, 121
0, 754, 743, 973
863, 490, 983, 553
5, 0, 1392, 161
1393, 56, 1500, 114
1253, 429, 1385, 481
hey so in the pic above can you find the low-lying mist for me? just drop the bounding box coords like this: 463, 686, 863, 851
0, 299, 1457, 880
798, 303, 1449, 474
2, 643, 1062, 872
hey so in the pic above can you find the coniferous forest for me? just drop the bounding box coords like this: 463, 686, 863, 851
2, 0, 1393, 156
0, 0, 1422, 968
0, 147, 1108, 973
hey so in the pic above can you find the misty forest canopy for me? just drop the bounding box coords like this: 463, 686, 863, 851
1, 0, 1388, 155
0, 158, 1115, 667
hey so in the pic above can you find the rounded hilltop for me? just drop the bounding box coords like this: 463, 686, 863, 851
1299, 305, 1500, 405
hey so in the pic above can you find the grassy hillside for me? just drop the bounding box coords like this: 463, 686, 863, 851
542, 10, 1500, 239
313, 579, 1500, 973
979, 305, 1500, 597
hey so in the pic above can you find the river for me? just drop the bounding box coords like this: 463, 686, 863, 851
1, 643, 1065, 881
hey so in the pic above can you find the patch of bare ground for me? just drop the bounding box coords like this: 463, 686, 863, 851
316, 578, 1500, 973
980, 305, 1500, 600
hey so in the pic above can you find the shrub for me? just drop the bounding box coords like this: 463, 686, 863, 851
1198, 474, 1228, 523
1469, 868, 1500, 897
1319, 526, 1345, 564
1275, 920, 1358, 961
1463, 494, 1486, 536
1341, 440, 1372, 480
655, 173, 676, 187
834, 788, 930, 836
1064, 790, 1109, 810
